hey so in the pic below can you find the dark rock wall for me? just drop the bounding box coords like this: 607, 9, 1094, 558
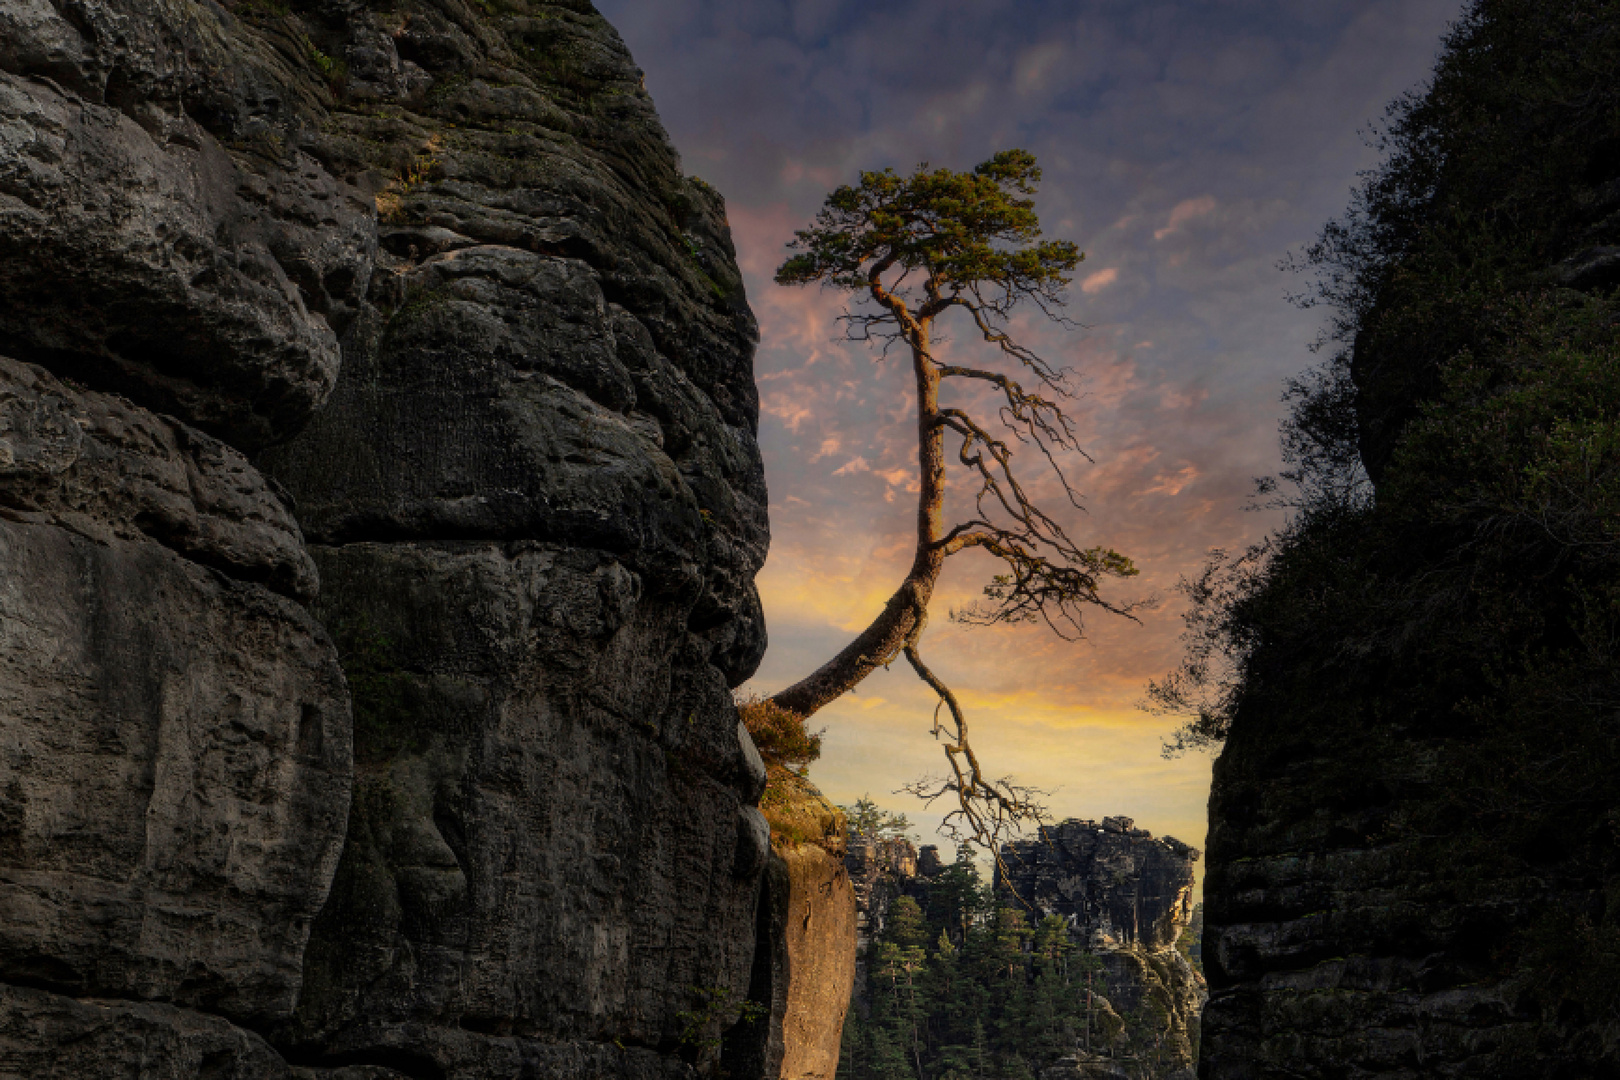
1198, 3, 1620, 1077
0, 6, 359, 1074
0, 1, 771, 1077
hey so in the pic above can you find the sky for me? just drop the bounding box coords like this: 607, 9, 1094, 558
595, 0, 1465, 885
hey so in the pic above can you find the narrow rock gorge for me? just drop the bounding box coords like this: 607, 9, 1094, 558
0, 1, 773, 1076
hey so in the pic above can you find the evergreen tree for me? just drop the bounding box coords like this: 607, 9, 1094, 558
839, 844, 1135, 1080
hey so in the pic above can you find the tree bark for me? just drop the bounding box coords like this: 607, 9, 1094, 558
769, 325, 946, 719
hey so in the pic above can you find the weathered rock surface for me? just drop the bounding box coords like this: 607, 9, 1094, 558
0, 0, 362, 1061
0, 358, 352, 1027
280, 540, 763, 1065
0, 0, 772, 1076
0, 356, 319, 601
0, 1, 374, 447
745, 772, 855, 1080
252, 2, 770, 1075
0, 980, 302, 1080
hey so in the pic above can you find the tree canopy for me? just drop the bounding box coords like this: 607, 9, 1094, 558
840, 796, 916, 841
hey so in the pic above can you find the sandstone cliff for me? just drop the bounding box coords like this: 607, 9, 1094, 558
999, 818, 1206, 1080
839, 818, 1203, 1080
1197, 2, 1620, 1076
0, 1, 771, 1077
725, 770, 855, 1080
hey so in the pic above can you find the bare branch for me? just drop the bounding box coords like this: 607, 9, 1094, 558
898, 639, 1050, 882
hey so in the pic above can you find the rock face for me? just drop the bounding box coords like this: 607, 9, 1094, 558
999, 818, 1206, 1080
0, 1, 772, 1077
0, 0, 372, 448
728, 772, 855, 1080
1197, 5, 1620, 1078
0, 357, 352, 1026
999, 817, 1201, 952
842, 818, 1203, 1079
846, 835, 920, 958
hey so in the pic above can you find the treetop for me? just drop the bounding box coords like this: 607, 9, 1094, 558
774, 149, 1081, 310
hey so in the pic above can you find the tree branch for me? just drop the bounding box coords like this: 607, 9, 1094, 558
898, 639, 1050, 886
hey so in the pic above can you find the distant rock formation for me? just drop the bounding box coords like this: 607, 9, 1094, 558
999, 816, 1201, 952
999, 818, 1205, 1080
847, 834, 921, 965
842, 818, 1204, 1080
0, 1, 770, 1077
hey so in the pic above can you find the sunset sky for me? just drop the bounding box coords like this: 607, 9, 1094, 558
596, 0, 1465, 882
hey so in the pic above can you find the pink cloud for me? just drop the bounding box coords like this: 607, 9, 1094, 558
875, 466, 916, 490
1157, 383, 1209, 411
1142, 464, 1201, 497
1081, 267, 1119, 294
810, 435, 842, 462
780, 158, 846, 190
762, 392, 814, 433
1153, 195, 1217, 240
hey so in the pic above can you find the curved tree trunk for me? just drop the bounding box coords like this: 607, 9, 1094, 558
769, 327, 945, 719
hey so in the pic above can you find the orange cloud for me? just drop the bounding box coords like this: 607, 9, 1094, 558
875, 466, 916, 490
1142, 463, 1201, 497
763, 392, 814, 433
833, 456, 872, 476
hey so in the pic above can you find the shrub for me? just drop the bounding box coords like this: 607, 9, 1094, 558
736, 694, 822, 775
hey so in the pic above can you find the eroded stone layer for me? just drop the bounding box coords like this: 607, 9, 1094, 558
0, 0, 373, 447
0, 0, 771, 1076
0, 359, 352, 1025
254, 2, 771, 1074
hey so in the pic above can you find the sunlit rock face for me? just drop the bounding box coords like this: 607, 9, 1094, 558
1000, 816, 1200, 952
999, 818, 1206, 1080
847, 835, 920, 953
726, 772, 855, 1080
0, 0, 770, 1076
